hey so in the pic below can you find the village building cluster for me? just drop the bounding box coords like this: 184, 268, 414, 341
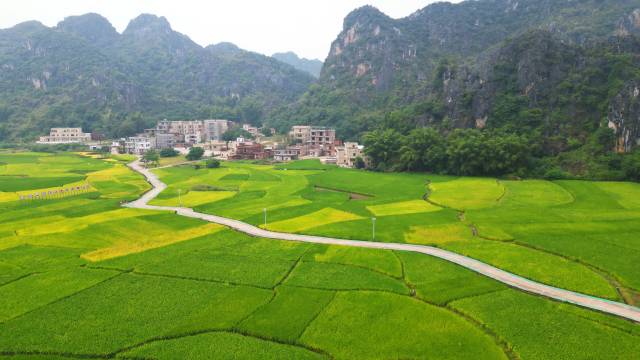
37, 128, 92, 144
37, 120, 368, 168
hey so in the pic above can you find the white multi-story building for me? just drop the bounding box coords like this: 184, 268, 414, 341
37, 128, 91, 144
273, 148, 301, 162
125, 136, 152, 155
336, 142, 366, 168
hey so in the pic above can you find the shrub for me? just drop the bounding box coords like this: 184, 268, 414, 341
142, 150, 159, 166
206, 159, 221, 168
160, 148, 179, 157
543, 167, 572, 180
186, 147, 204, 161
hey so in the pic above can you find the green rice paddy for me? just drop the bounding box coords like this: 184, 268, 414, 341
151, 159, 640, 303
0, 153, 638, 359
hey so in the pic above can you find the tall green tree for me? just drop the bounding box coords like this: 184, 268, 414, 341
399, 128, 447, 172
446, 129, 530, 176
142, 149, 160, 167
362, 129, 403, 171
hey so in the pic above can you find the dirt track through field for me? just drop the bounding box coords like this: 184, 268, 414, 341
125, 160, 640, 323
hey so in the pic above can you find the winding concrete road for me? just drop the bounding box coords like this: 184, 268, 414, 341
124, 160, 640, 323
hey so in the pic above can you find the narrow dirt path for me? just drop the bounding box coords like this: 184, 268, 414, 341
124, 160, 640, 323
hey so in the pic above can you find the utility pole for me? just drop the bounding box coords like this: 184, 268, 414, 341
372, 217, 376, 241
178, 189, 182, 207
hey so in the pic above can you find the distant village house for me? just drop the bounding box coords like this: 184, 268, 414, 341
287, 125, 338, 157
336, 142, 367, 168
37, 128, 91, 144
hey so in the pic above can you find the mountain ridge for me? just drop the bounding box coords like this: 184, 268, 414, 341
0, 13, 315, 140
272, 51, 323, 78
269, 1, 640, 149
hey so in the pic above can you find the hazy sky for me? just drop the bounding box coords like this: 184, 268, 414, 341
0, 0, 461, 60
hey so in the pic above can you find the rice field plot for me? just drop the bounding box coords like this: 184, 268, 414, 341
366, 199, 440, 216
299, 291, 508, 360
428, 177, 504, 210
304, 245, 403, 278
445, 240, 618, 299
397, 250, 506, 305
152, 160, 639, 300
2, 152, 639, 359
150, 190, 236, 207
87, 163, 150, 199
119, 331, 325, 360
237, 286, 335, 342
0, 152, 111, 203
595, 181, 640, 209
465, 179, 640, 295
0, 267, 117, 322
450, 289, 640, 359
265, 207, 364, 232
0, 274, 273, 355
134, 249, 296, 288
94, 231, 633, 359
497, 180, 574, 207
0, 152, 110, 179
156, 154, 187, 167
2, 226, 638, 359
283, 261, 409, 293
3, 209, 215, 260
404, 222, 475, 245
154, 161, 453, 241
0, 175, 84, 192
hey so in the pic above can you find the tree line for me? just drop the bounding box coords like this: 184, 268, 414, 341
362, 127, 640, 181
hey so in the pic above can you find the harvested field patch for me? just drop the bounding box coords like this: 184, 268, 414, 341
404, 223, 474, 245
429, 178, 503, 210
81, 223, 223, 261
366, 199, 441, 216
265, 208, 363, 232
150, 190, 236, 207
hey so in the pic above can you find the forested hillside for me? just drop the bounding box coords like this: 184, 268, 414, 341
0, 14, 314, 141
268, 0, 640, 179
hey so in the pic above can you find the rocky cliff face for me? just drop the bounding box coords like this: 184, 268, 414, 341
617, 8, 640, 36
609, 81, 640, 153
277, 0, 640, 152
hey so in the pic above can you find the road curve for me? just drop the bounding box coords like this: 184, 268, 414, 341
124, 160, 640, 323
